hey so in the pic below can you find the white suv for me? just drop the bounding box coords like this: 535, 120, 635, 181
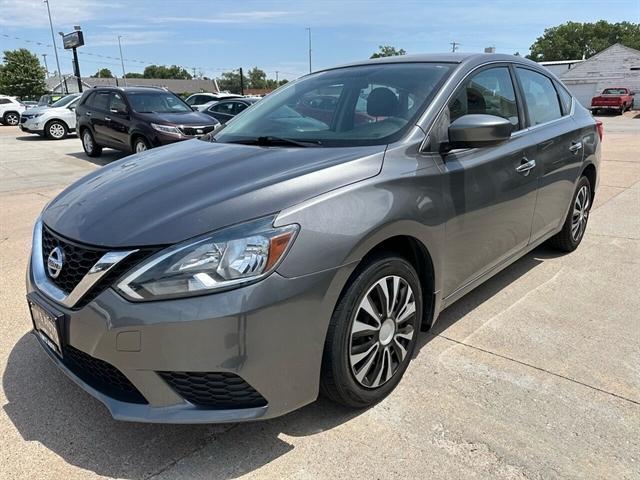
20, 93, 81, 139
0, 95, 26, 126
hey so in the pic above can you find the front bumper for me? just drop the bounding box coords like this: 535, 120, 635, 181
20, 119, 44, 134
27, 261, 353, 423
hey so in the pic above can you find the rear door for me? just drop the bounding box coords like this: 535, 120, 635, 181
88, 91, 111, 144
439, 65, 539, 297
514, 67, 585, 243
206, 101, 235, 124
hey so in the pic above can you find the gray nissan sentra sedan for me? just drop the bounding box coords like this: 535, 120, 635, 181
27, 53, 601, 423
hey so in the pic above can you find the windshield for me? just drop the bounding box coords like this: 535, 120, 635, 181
51, 94, 80, 108
602, 88, 627, 95
127, 91, 192, 113
212, 62, 454, 147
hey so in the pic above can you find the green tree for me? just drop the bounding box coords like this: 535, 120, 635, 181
370, 45, 407, 59
527, 21, 640, 61
142, 64, 192, 79
0, 48, 46, 98
91, 68, 113, 78
217, 70, 248, 94
124, 72, 144, 78
247, 67, 267, 89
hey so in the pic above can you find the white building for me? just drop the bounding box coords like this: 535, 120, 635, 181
556, 43, 640, 108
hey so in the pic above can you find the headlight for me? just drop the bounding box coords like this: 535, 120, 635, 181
151, 123, 182, 136
116, 216, 298, 301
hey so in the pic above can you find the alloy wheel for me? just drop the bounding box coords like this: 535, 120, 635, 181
5, 113, 19, 125
49, 123, 65, 139
82, 131, 93, 152
349, 275, 416, 388
135, 140, 147, 152
571, 185, 590, 241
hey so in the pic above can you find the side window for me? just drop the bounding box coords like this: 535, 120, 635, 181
109, 92, 128, 113
92, 92, 110, 111
516, 68, 562, 125
234, 102, 248, 114
555, 83, 572, 115
81, 92, 94, 107
449, 67, 519, 129
212, 102, 234, 114
0, 98, 11, 105
185, 96, 195, 105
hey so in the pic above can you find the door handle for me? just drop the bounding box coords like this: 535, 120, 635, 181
104, 117, 111, 122
569, 141, 583, 153
516, 158, 536, 176
85, 112, 92, 116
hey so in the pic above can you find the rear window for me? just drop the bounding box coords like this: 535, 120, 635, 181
602, 88, 627, 95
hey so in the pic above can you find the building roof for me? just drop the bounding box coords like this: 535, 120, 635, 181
559, 43, 640, 80
538, 59, 585, 66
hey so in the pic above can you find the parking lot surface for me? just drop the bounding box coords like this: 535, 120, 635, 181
1, 113, 639, 479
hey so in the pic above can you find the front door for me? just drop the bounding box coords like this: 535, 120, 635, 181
103, 92, 132, 150
438, 65, 539, 297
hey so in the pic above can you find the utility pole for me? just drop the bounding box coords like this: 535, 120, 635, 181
275, 70, 279, 84
306, 27, 312, 73
118, 35, 127, 86
44, 0, 65, 94
192, 67, 196, 78
239, 67, 244, 96
450, 41, 460, 53
41, 53, 49, 77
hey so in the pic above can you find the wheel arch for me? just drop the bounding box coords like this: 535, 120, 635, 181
335, 233, 438, 332
581, 162, 597, 204
45, 117, 69, 130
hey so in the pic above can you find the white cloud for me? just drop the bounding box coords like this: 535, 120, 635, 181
153, 10, 293, 25
0, 0, 110, 27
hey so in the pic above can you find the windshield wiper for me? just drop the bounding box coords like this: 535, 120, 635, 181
228, 136, 322, 147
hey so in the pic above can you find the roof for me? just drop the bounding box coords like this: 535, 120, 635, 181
326, 52, 539, 72
559, 43, 640, 79
45, 75, 219, 94
539, 59, 585, 66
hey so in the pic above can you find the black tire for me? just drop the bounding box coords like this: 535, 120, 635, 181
45, 120, 67, 140
81, 128, 102, 157
3, 111, 20, 126
320, 254, 422, 408
548, 175, 592, 252
132, 135, 150, 153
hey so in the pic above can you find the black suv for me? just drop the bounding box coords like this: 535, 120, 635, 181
76, 86, 219, 156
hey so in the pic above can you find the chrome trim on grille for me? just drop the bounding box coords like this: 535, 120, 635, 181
31, 218, 137, 308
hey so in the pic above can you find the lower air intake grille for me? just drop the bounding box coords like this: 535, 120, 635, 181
63, 345, 147, 404
158, 371, 267, 409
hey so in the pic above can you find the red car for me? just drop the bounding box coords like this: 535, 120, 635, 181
591, 87, 635, 115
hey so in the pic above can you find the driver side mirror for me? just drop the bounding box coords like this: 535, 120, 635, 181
68, 106, 76, 111
446, 114, 513, 150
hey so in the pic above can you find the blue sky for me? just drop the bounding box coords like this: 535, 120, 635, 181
1, 0, 638, 81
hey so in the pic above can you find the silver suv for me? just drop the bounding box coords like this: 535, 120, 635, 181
27, 53, 600, 423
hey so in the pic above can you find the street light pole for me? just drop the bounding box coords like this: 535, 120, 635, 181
41, 53, 49, 77
44, 0, 64, 93
118, 35, 127, 86
306, 27, 312, 74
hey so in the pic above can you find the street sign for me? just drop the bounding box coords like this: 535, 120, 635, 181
62, 31, 84, 49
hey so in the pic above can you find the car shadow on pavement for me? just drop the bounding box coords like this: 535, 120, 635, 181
2, 245, 561, 479
66, 151, 129, 167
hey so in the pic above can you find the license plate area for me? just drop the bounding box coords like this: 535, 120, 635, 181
27, 293, 64, 357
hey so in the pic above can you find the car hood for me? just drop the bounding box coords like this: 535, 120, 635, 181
23, 106, 50, 115
137, 111, 218, 125
42, 139, 385, 247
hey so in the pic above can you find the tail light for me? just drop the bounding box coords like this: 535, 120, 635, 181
595, 120, 604, 142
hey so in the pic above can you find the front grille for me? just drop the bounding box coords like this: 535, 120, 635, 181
63, 345, 147, 404
42, 226, 106, 294
178, 125, 217, 136
158, 371, 267, 409
41, 225, 158, 307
